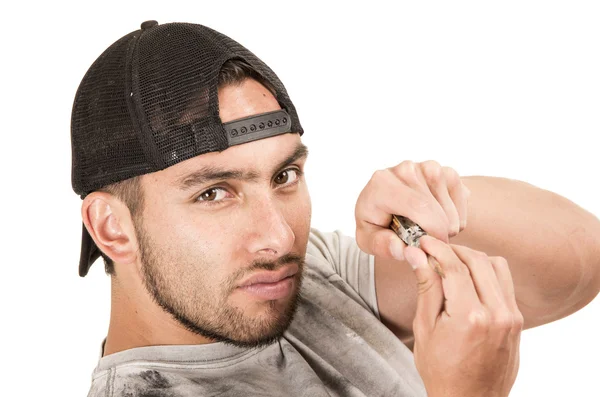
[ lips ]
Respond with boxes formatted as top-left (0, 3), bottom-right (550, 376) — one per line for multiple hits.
top-left (238, 263), bottom-right (299, 288)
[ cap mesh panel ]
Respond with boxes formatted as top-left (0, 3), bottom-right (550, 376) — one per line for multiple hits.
top-left (71, 31), bottom-right (152, 196)
top-left (72, 22), bottom-right (303, 195)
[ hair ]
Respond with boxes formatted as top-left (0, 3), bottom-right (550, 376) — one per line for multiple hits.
top-left (97, 58), bottom-right (275, 275)
top-left (217, 58), bottom-right (276, 95)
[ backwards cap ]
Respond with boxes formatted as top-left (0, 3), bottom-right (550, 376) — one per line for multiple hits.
top-left (71, 20), bottom-right (303, 276)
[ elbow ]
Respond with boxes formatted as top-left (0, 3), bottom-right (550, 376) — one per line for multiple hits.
top-left (574, 254), bottom-right (600, 307)
top-left (540, 226), bottom-right (600, 316)
top-left (565, 259), bottom-right (600, 315)
top-left (563, 224), bottom-right (600, 311)
top-left (530, 253), bottom-right (599, 327)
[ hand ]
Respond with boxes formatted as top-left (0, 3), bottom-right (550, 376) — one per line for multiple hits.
top-left (354, 160), bottom-right (470, 261)
top-left (405, 236), bottom-right (523, 397)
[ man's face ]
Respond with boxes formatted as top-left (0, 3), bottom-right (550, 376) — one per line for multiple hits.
top-left (133, 79), bottom-right (311, 347)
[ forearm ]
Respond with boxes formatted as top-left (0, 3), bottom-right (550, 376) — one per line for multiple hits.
top-left (450, 176), bottom-right (600, 327)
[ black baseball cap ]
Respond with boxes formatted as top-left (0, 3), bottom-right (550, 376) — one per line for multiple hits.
top-left (71, 21), bottom-right (304, 276)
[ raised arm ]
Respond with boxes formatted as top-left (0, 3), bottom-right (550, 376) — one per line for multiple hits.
top-left (354, 161), bottom-right (600, 347)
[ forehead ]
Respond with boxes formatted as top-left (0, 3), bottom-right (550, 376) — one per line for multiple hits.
top-left (145, 133), bottom-right (305, 189)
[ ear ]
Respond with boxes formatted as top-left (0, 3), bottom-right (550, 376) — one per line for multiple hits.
top-left (81, 192), bottom-right (138, 266)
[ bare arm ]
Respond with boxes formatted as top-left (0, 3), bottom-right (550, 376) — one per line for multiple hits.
top-left (375, 176), bottom-right (600, 346)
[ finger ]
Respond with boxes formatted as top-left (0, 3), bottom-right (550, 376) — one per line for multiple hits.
top-left (417, 162), bottom-right (461, 237)
top-left (387, 163), bottom-right (450, 242)
top-left (490, 255), bottom-right (523, 391)
top-left (418, 235), bottom-right (480, 314)
top-left (450, 245), bottom-right (506, 311)
top-left (355, 168), bottom-right (421, 228)
top-left (355, 222), bottom-right (407, 260)
top-left (443, 167), bottom-right (469, 232)
top-left (355, 169), bottom-right (448, 241)
top-left (404, 246), bottom-right (444, 330)
top-left (489, 256), bottom-right (522, 318)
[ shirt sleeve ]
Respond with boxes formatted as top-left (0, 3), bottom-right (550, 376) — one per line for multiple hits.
top-left (306, 228), bottom-right (380, 320)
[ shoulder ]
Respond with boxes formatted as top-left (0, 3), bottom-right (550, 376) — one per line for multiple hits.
top-left (306, 228), bottom-right (348, 259)
top-left (302, 228), bottom-right (379, 318)
top-left (305, 228), bottom-right (340, 276)
top-left (305, 227), bottom-right (363, 273)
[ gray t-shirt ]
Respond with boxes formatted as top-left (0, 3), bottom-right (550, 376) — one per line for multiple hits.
top-left (87, 229), bottom-right (427, 396)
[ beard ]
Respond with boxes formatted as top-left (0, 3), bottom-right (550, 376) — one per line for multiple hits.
top-left (133, 219), bottom-right (305, 348)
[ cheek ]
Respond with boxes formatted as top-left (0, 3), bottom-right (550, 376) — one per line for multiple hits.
top-left (141, 184), bottom-right (312, 270)
top-left (142, 204), bottom-right (242, 273)
top-left (288, 186), bottom-right (312, 248)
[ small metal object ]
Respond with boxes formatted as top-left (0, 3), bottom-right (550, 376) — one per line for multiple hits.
top-left (390, 215), bottom-right (427, 248)
top-left (389, 215), bottom-right (445, 278)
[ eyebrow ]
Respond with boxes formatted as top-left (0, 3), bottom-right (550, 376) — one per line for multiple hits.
top-left (175, 142), bottom-right (309, 190)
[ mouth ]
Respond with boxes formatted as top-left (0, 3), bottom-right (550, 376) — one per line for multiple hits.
top-left (236, 263), bottom-right (299, 300)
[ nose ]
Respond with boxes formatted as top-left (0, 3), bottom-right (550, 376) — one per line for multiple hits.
top-left (244, 195), bottom-right (295, 257)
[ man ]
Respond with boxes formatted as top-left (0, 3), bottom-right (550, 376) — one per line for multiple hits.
top-left (72, 21), bottom-right (600, 396)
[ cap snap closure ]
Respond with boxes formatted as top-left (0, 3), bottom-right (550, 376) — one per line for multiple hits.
top-left (141, 20), bottom-right (158, 30)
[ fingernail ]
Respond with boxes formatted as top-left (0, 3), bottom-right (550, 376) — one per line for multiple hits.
top-left (390, 239), bottom-right (405, 261)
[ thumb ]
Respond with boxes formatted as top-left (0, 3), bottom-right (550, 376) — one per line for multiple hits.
top-left (404, 246), bottom-right (445, 329)
top-left (356, 226), bottom-right (407, 260)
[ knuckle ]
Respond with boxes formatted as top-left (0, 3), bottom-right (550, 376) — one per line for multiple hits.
top-left (442, 166), bottom-right (460, 183)
top-left (416, 278), bottom-right (436, 295)
top-left (398, 160), bottom-right (415, 173)
top-left (513, 311), bottom-right (525, 332)
top-left (492, 309), bottom-right (515, 330)
top-left (467, 308), bottom-right (490, 329)
top-left (422, 159), bottom-right (442, 170)
top-left (395, 161), bottom-right (418, 183)
top-left (371, 168), bottom-right (386, 181)
top-left (491, 256), bottom-right (509, 269)
top-left (470, 249), bottom-right (489, 263)
top-left (421, 161), bottom-right (443, 185)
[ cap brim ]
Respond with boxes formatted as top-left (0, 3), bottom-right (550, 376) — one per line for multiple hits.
top-left (79, 223), bottom-right (101, 277)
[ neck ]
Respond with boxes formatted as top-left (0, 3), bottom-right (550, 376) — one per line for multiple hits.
top-left (103, 274), bottom-right (214, 357)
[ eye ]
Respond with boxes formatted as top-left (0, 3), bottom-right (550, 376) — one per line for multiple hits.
top-left (196, 187), bottom-right (230, 204)
top-left (274, 168), bottom-right (302, 186)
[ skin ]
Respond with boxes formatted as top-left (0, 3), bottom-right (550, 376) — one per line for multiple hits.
top-left (354, 162), bottom-right (599, 395)
top-left (82, 79), bottom-right (312, 355)
top-left (81, 77), bottom-right (600, 395)
top-left (355, 163), bottom-right (600, 350)
top-left (406, 238), bottom-right (522, 397)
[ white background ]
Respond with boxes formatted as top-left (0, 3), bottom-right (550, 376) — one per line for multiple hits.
top-left (1, 1), bottom-right (599, 396)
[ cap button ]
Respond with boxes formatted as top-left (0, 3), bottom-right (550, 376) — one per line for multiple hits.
top-left (140, 20), bottom-right (158, 30)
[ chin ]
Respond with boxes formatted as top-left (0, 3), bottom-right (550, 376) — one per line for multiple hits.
top-left (216, 299), bottom-right (300, 348)
top-left (222, 281), bottom-right (302, 347)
